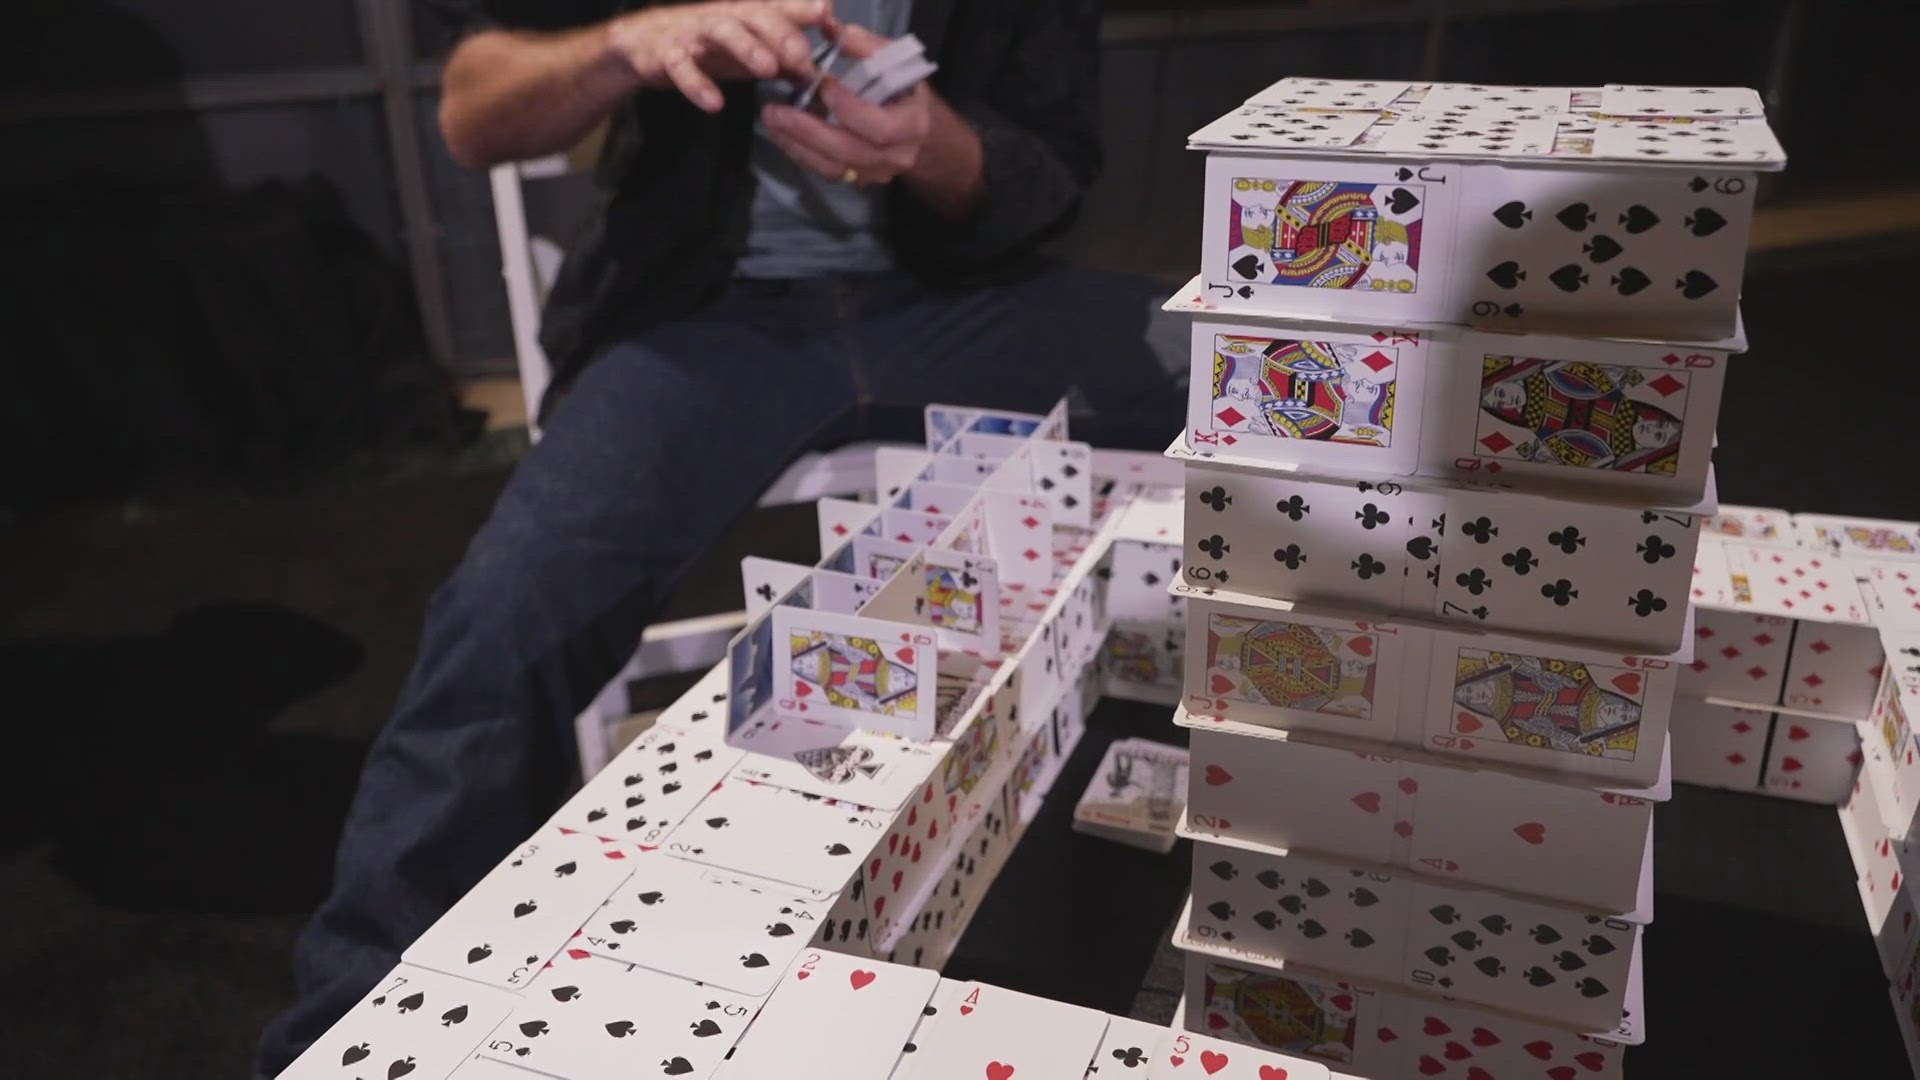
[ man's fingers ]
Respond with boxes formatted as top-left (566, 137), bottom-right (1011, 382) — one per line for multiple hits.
top-left (761, 0), bottom-right (834, 26)
top-left (765, 104), bottom-right (885, 173)
top-left (701, 19), bottom-right (778, 79)
top-left (818, 79), bottom-right (912, 144)
top-left (826, 20), bottom-right (889, 60)
top-left (735, 7), bottom-right (817, 78)
top-left (663, 47), bottom-right (725, 112)
top-left (762, 122), bottom-right (849, 182)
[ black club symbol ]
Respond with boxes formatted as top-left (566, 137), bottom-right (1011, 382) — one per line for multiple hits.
top-left (1637, 534), bottom-right (1676, 563)
top-left (1199, 486), bottom-right (1233, 512)
top-left (1639, 511), bottom-right (1660, 524)
top-left (1456, 568), bottom-right (1494, 595)
top-left (1548, 526), bottom-right (1586, 554)
top-left (1540, 578), bottom-right (1580, 606)
top-left (1275, 495), bottom-right (1311, 521)
top-left (1501, 547), bottom-right (1539, 575)
top-left (1462, 516), bottom-right (1499, 543)
top-left (1274, 544), bottom-right (1307, 569)
top-left (754, 583), bottom-right (776, 601)
top-left (1197, 535), bottom-right (1230, 560)
top-left (1355, 502), bottom-right (1391, 529)
top-left (1628, 589), bottom-right (1668, 617)
top-left (1352, 553), bottom-right (1387, 580)
top-left (1112, 1046), bottom-right (1147, 1068)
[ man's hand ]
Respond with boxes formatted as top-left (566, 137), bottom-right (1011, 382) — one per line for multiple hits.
top-left (759, 24), bottom-right (985, 218)
top-left (607, 0), bottom-right (834, 113)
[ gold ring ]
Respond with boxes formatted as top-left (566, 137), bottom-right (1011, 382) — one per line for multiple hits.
top-left (841, 166), bottom-right (860, 185)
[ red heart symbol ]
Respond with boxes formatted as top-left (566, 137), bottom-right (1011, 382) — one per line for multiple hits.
top-left (908, 807), bottom-right (918, 826)
top-left (1454, 712), bottom-right (1484, 734)
top-left (1398, 777), bottom-right (1419, 795)
top-left (1525, 1041), bottom-right (1554, 1060)
top-left (888, 835), bottom-right (899, 854)
top-left (1258, 1068), bottom-right (1288, 1080)
top-left (1352, 792), bottom-right (1382, 813)
top-left (1610, 672), bottom-right (1642, 695)
top-left (1471, 1027), bottom-right (1499, 1047)
top-left (891, 870), bottom-right (904, 892)
top-left (1444, 1041), bottom-right (1471, 1061)
top-left (795, 682), bottom-right (813, 698)
top-left (1469, 1069), bottom-right (1496, 1080)
top-left (1210, 674), bottom-right (1236, 694)
top-left (1393, 820), bottom-right (1413, 838)
top-left (1513, 822), bottom-right (1547, 845)
top-left (1423, 1017), bottom-right (1451, 1036)
top-left (1200, 1050), bottom-right (1230, 1075)
top-left (928, 820), bottom-right (939, 839)
top-left (1205, 765), bottom-right (1234, 786)
top-left (849, 969), bottom-right (876, 990)
top-left (1575, 1051), bottom-right (1606, 1070)
top-left (1331, 994), bottom-right (1353, 1012)
top-left (959, 1004), bottom-right (974, 1016)
top-left (869, 858), bottom-right (882, 880)
top-left (1207, 1012), bottom-right (1228, 1030)
top-left (1418, 1056), bottom-right (1445, 1076)
top-left (874, 896), bottom-right (886, 917)
top-left (1169, 1057), bottom-right (1184, 1068)
top-left (1548, 1069), bottom-right (1576, 1080)
top-left (1347, 637), bottom-right (1373, 656)
top-left (1376, 1027), bottom-right (1398, 1043)
top-left (1782, 757), bottom-right (1804, 772)
top-left (986, 1063), bottom-right (1014, 1080)
top-left (1788, 724), bottom-right (1810, 741)
top-left (897, 647), bottom-right (916, 665)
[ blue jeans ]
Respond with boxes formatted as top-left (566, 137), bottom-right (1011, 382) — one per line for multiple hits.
top-left (257, 265), bottom-right (1181, 1075)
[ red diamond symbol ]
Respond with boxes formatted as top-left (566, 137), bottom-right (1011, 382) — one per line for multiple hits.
top-left (832, 524), bottom-right (849, 535)
top-left (1803, 674), bottom-right (1824, 687)
top-left (1215, 406), bottom-right (1246, 427)
top-left (1022, 548), bottom-right (1040, 561)
top-left (1021, 516), bottom-right (1039, 529)
top-left (1747, 666), bottom-right (1768, 680)
top-left (1648, 373), bottom-right (1685, 397)
top-left (1479, 432), bottom-right (1514, 454)
top-left (1372, 331), bottom-right (1389, 342)
top-left (1755, 634), bottom-right (1774, 645)
top-left (1661, 352), bottom-right (1682, 365)
top-left (1811, 640), bottom-right (1831, 653)
top-left (1732, 721), bottom-right (1752, 733)
top-left (1360, 350), bottom-right (1394, 373)
top-left (1698, 627), bottom-right (1716, 639)
top-left (1721, 646), bottom-right (1741, 659)
top-left (1689, 659), bottom-right (1708, 672)
top-left (1728, 753), bottom-right (1747, 764)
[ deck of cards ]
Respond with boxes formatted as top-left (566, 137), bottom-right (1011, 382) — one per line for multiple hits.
top-left (792, 32), bottom-right (937, 112)
top-left (1073, 738), bottom-right (1190, 853)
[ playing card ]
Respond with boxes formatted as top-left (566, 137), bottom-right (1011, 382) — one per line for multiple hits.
top-left (550, 723), bottom-right (745, 847)
top-left (880, 506), bottom-right (953, 546)
top-left (1423, 627), bottom-right (1676, 785)
top-left (741, 557), bottom-right (812, 621)
top-left (1107, 540), bottom-right (1184, 624)
top-left (1798, 513), bottom-right (1920, 560)
top-left (1154, 1029), bottom-right (1332, 1079)
top-left (1701, 504), bottom-right (1801, 545)
top-left (1401, 880), bottom-right (1637, 1030)
top-left (729, 712), bottom-right (944, 811)
top-left (1860, 559), bottom-right (1920, 632)
top-left (1449, 163), bottom-right (1754, 340)
top-left (1598, 83), bottom-right (1765, 118)
top-left (1202, 155), bottom-right (1460, 322)
top-left (1780, 620), bottom-right (1884, 718)
top-left (573, 854), bottom-right (826, 994)
top-left (1184, 955), bottom-right (1371, 1071)
top-left (1188, 106), bottom-right (1383, 152)
top-left (1181, 716), bottom-right (1405, 865)
top-left (403, 828), bottom-right (636, 989)
top-left (1724, 541), bottom-right (1872, 624)
top-left (1185, 321), bottom-right (1434, 477)
top-left (479, 948), bottom-right (759, 1080)
top-left (1443, 331), bottom-right (1723, 497)
top-left (1374, 111), bottom-right (1557, 157)
top-left (1761, 713), bottom-right (1862, 803)
top-left (1189, 840), bottom-right (1410, 985)
top-left (661, 778), bottom-right (888, 892)
top-left (1028, 439), bottom-right (1095, 530)
top-left (718, 953), bottom-right (940, 1080)
top-left (1591, 115), bottom-right (1784, 164)
top-left (818, 497), bottom-right (882, 557)
top-left (1433, 486), bottom-right (1695, 652)
top-left (1084, 1014), bottom-right (1168, 1076)
top-left (1415, 83), bottom-right (1573, 116)
top-left (1680, 608), bottom-right (1794, 704)
top-left (1073, 737), bottom-right (1188, 847)
top-left (894, 981), bottom-right (1111, 1080)
top-left (1103, 622), bottom-right (1186, 705)
top-left (1246, 77), bottom-right (1412, 112)
top-left (276, 963), bottom-right (517, 1080)
top-left (1377, 989), bottom-right (1627, 1078)
top-left (771, 606), bottom-right (937, 739)
top-left (1184, 589), bottom-right (1412, 744)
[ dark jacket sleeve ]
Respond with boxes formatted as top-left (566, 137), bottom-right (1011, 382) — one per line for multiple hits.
top-left (892, 0), bottom-right (1102, 273)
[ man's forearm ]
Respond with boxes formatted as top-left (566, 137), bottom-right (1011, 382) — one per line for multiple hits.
top-left (901, 94), bottom-right (986, 221)
top-left (439, 24), bottom-right (640, 170)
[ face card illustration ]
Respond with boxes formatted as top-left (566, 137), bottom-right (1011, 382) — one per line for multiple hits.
top-left (1187, 322), bottom-right (1432, 477)
top-left (1186, 600), bottom-right (1406, 743)
top-left (1680, 608), bottom-right (1793, 704)
top-left (1190, 845), bottom-right (1410, 985)
top-left (1798, 513), bottom-right (1920, 560)
top-left (550, 723), bottom-right (744, 847)
top-left (1702, 504), bottom-right (1800, 545)
top-left (719, 953), bottom-right (939, 1080)
top-left (1425, 630), bottom-right (1675, 785)
top-left (478, 948), bottom-right (759, 1080)
top-left (1156, 1029), bottom-right (1333, 1080)
top-left (771, 607), bottom-right (936, 740)
top-left (1452, 164), bottom-right (1753, 339)
top-left (660, 779), bottom-right (889, 893)
top-left (276, 963), bottom-right (517, 1080)
top-left (896, 981), bottom-right (1111, 1080)
top-left (1445, 333), bottom-right (1722, 497)
top-left (728, 713), bottom-right (944, 811)
top-left (1203, 156), bottom-right (1461, 324)
top-left (402, 829), bottom-right (636, 989)
top-left (1186, 957), bottom-right (1368, 1069)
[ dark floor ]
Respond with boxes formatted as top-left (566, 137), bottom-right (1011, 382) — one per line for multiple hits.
top-left (3, 242), bottom-right (1918, 1079)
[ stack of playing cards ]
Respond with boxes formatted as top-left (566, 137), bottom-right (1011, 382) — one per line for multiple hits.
top-left (792, 33), bottom-right (937, 112)
top-left (1072, 737), bottom-right (1189, 853)
top-left (1157, 76), bottom-right (1785, 1072)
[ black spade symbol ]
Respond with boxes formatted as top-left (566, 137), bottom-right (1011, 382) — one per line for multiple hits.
top-left (690, 1019), bottom-right (723, 1038)
top-left (1451, 930), bottom-right (1483, 950)
top-left (1253, 910), bottom-right (1280, 931)
top-left (1678, 269), bottom-right (1719, 299)
top-left (624, 795), bottom-right (644, 808)
top-left (440, 1005), bottom-right (469, 1026)
top-left (466, 945), bottom-right (492, 964)
top-left (343, 1044), bottom-right (371, 1067)
top-left (1524, 966), bottom-right (1557, 986)
top-left (1687, 207), bottom-right (1727, 236)
top-left (1583, 935), bottom-right (1618, 955)
top-left (1611, 267), bottom-right (1651, 295)
top-left (1300, 920), bottom-right (1328, 939)
top-left (1576, 977), bottom-right (1610, 998)
top-left (1531, 925), bottom-right (1562, 945)
top-left (705, 817), bottom-right (729, 829)
top-left (1396, 167), bottom-right (1415, 180)
top-left (623, 773), bottom-right (643, 787)
top-left (1620, 205), bottom-right (1660, 233)
top-left (1232, 254), bottom-right (1264, 280)
top-left (1255, 869), bottom-right (1283, 889)
top-left (1493, 200), bottom-right (1531, 229)
top-left (1479, 915), bottom-right (1511, 935)
top-left (1486, 261), bottom-right (1525, 289)
top-left (1278, 895), bottom-right (1306, 914)
top-left (1349, 888), bottom-right (1379, 907)
top-left (1555, 202), bottom-right (1595, 231)
top-left (1207, 900), bottom-right (1235, 921)
top-left (1209, 860), bottom-right (1238, 881)
top-left (553, 861), bottom-right (576, 877)
top-left (1548, 264), bottom-right (1589, 292)
top-left (1554, 950), bottom-right (1588, 971)
top-left (825, 843), bottom-right (852, 856)
top-left (389, 1059), bottom-right (416, 1080)
top-left (513, 900), bottom-right (538, 918)
top-left (1303, 878), bottom-right (1331, 898)
top-left (586, 808), bottom-right (608, 822)
top-left (1425, 945), bottom-right (1455, 966)
top-left (1386, 188), bottom-right (1420, 214)
top-left (661, 781), bottom-right (682, 796)
top-left (1689, 176), bottom-right (1711, 192)
top-left (741, 952), bottom-right (770, 968)
top-left (1583, 235), bottom-right (1624, 263)
top-left (1346, 929), bottom-right (1375, 948)
top-left (396, 992), bottom-right (424, 1013)
top-left (519, 1020), bottom-right (550, 1038)
top-left (637, 891), bottom-right (665, 905)
top-left (1474, 957), bottom-right (1507, 977)
top-left (1429, 904), bottom-right (1460, 924)
top-left (551, 985), bottom-right (583, 1002)
top-left (663, 1056), bottom-right (697, 1076)
top-left (766, 922), bottom-right (794, 937)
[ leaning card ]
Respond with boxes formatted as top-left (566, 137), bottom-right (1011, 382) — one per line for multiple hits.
top-left (660, 778), bottom-right (888, 893)
top-left (897, 982), bottom-right (1111, 1080)
top-left (277, 964), bottom-right (516, 1080)
top-left (403, 828), bottom-right (635, 989)
top-left (771, 606), bottom-right (938, 740)
top-left (729, 713), bottom-right (944, 811)
top-left (717, 952), bottom-right (939, 1080)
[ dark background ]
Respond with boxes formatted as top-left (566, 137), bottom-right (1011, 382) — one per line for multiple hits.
top-left (3, 1), bottom-right (1917, 1078)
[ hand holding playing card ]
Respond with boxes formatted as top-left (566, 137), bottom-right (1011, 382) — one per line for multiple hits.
top-left (762, 24), bottom-right (935, 187)
top-left (608, 0), bottom-right (832, 113)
